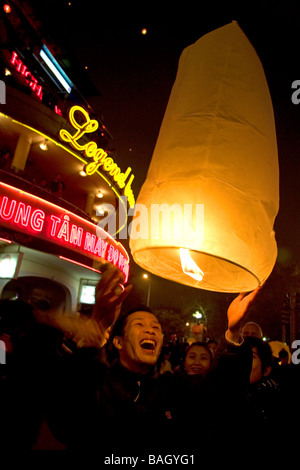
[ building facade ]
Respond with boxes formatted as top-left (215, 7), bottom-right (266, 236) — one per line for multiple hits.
top-left (0, 0), bottom-right (133, 315)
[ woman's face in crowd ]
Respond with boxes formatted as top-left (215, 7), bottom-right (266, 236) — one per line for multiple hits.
top-left (184, 345), bottom-right (211, 376)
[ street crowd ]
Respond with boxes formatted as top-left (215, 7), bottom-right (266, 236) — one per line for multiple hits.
top-left (0, 265), bottom-right (299, 460)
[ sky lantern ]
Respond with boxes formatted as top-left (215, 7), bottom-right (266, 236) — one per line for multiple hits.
top-left (129, 21), bottom-right (279, 293)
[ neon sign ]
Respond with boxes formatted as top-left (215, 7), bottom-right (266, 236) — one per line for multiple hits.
top-left (0, 182), bottom-right (129, 281)
top-left (39, 46), bottom-right (73, 94)
top-left (10, 51), bottom-right (43, 100)
top-left (59, 106), bottom-right (135, 207)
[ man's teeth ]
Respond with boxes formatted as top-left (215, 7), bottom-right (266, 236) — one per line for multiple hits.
top-left (140, 339), bottom-right (156, 350)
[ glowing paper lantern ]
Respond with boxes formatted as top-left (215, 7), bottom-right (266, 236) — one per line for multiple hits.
top-left (129, 22), bottom-right (279, 293)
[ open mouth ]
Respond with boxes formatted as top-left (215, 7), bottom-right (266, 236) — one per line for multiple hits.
top-left (190, 367), bottom-right (203, 373)
top-left (140, 339), bottom-right (156, 351)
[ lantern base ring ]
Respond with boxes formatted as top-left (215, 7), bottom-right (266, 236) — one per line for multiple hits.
top-left (133, 246), bottom-right (263, 293)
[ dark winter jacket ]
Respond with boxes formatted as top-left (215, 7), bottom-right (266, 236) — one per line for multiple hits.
top-left (46, 338), bottom-right (253, 454)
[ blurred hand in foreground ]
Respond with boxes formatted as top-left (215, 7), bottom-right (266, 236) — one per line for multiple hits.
top-left (44, 264), bottom-right (132, 349)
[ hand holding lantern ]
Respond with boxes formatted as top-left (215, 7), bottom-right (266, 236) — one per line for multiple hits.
top-left (226, 286), bottom-right (262, 344)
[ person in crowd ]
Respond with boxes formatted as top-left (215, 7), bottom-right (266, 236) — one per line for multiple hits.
top-left (206, 339), bottom-right (219, 358)
top-left (246, 336), bottom-right (273, 384)
top-left (0, 146), bottom-right (12, 170)
top-left (269, 345), bottom-right (300, 443)
top-left (183, 341), bottom-right (213, 376)
top-left (50, 173), bottom-right (66, 197)
top-left (242, 336), bottom-right (284, 444)
top-left (0, 298), bottom-right (76, 451)
top-left (43, 268), bottom-right (260, 455)
top-left (158, 346), bottom-right (173, 375)
top-left (40, 177), bottom-right (50, 192)
top-left (0, 299), bottom-right (44, 449)
top-left (278, 348), bottom-right (290, 366)
top-left (241, 320), bottom-right (263, 339)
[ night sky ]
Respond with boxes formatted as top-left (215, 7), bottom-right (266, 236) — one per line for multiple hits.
top-left (26, 1), bottom-right (300, 334)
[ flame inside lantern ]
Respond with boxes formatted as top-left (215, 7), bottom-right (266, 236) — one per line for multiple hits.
top-left (180, 248), bottom-right (204, 282)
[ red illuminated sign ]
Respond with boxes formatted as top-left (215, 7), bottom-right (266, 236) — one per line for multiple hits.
top-left (54, 105), bottom-right (62, 116)
top-left (10, 51), bottom-right (43, 100)
top-left (0, 182), bottom-right (129, 281)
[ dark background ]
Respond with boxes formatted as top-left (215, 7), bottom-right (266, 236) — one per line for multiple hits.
top-left (24, 0), bottom-right (300, 341)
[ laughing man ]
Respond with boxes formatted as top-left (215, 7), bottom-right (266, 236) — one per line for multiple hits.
top-left (45, 266), bottom-right (260, 455)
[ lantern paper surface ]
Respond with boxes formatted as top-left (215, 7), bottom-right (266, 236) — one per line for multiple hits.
top-left (129, 22), bottom-right (279, 293)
